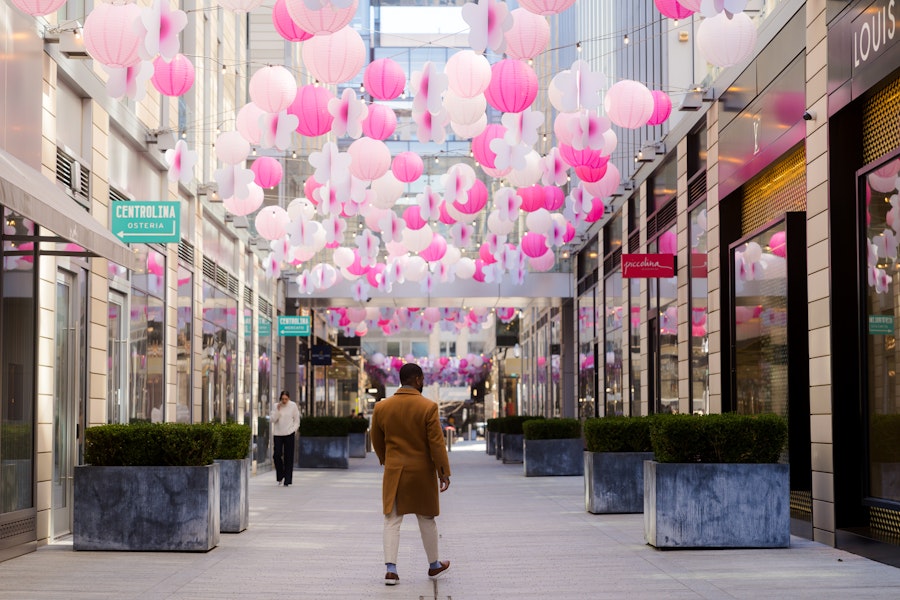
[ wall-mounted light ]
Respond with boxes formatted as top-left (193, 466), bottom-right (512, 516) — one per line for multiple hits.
top-left (197, 183), bottom-right (220, 203)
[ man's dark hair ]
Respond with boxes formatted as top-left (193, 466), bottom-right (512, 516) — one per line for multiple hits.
top-left (399, 363), bottom-right (423, 385)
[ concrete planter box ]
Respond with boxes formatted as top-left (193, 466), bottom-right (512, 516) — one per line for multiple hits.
top-left (487, 431), bottom-right (497, 455)
top-left (74, 464), bottom-right (220, 551)
top-left (524, 439), bottom-right (584, 476)
top-left (501, 434), bottom-right (524, 464)
top-left (216, 459), bottom-right (249, 533)
top-left (644, 461), bottom-right (790, 548)
top-left (298, 436), bottom-right (349, 469)
top-left (584, 451), bottom-right (654, 514)
top-left (349, 433), bottom-right (367, 458)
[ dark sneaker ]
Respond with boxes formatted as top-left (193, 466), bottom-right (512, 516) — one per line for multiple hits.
top-left (428, 561), bottom-right (450, 578)
top-left (384, 572), bottom-right (399, 586)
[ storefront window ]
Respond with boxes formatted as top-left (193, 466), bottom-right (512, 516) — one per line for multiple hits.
top-left (630, 278), bottom-right (641, 415)
top-left (864, 157), bottom-right (900, 502)
top-left (605, 273), bottom-right (624, 416)
top-left (130, 248), bottom-right (165, 422)
top-left (1, 212), bottom-right (35, 512)
top-left (690, 204), bottom-right (710, 414)
top-left (578, 291), bottom-right (596, 418)
top-left (176, 265), bottom-right (192, 423)
top-left (201, 283), bottom-right (237, 422)
top-left (653, 228), bottom-right (678, 413)
top-left (732, 222), bottom-right (788, 417)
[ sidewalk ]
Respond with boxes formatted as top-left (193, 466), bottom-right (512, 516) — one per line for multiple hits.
top-left (2, 440), bottom-right (900, 599)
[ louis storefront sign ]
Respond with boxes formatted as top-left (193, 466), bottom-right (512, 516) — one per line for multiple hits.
top-left (622, 254), bottom-right (676, 278)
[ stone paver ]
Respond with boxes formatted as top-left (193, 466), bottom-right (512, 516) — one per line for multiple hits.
top-left (2, 440), bottom-right (900, 599)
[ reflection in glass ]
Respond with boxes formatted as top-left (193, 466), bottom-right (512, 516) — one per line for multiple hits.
top-left (201, 281), bottom-right (238, 422)
top-left (130, 248), bottom-right (165, 422)
top-left (578, 292), bottom-right (596, 418)
top-left (176, 266), bottom-right (192, 423)
top-left (653, 228), bottom-right (679, 413)
top-left (630, 278), bottom-right (641, 416)
top-left (257, 318), bottom-right (272, 462)
top-left (690, 204), bottom-right (710, 414)
top-left (864, 158), bottom-right (900, 501)
top-left (733, 222), bottom-right (788, 418)
top-left (605, 273), bottom-right (624, 415)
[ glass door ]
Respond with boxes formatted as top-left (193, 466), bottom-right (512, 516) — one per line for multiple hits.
top-left (107, 292), bottom-right (128, 424)
top-left (52, 269), bottom-right (84, 538)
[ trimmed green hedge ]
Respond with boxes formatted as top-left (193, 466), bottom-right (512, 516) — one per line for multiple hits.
top-left (584, 416), bottom-right (653, 453)
top-left (214, 423), bottom-right (252, 460)
top-left (650, 413), bottom-right (787, 463)
top-left (346, 417), bottom-right (369, 434)
top-left (84, 423), bottom-right (222, 466)
top-left (871, 414), bottom-right (900, 462)
top-left (299, 416), bottom-right (351, 437)
top-left (523, 418), bottom-right (581, 440)
top-left (486, 418), bottom-right (501, 433)
top-left (494, 415), bottom-right (544, 435)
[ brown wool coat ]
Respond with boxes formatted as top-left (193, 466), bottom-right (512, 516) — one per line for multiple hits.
top-left (371, 388), bottom-right (451, 517)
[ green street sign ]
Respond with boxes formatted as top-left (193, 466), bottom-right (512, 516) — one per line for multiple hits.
top-left (111, 201), bottom-right (180, 243)
top-left (278, 315), bottom-right (310, 337)
top-left (869, 315), bottom-right (895, 335)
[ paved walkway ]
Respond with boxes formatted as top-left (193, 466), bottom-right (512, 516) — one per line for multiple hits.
top-left (3, 441), bottom-right (900, 599)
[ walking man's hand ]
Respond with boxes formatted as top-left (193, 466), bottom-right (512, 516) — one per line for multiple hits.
top-left (439, 476), bottom-right (450, 492)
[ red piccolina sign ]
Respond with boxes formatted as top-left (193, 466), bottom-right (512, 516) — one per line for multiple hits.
top-left (622, 254), bottom-right (676, 278)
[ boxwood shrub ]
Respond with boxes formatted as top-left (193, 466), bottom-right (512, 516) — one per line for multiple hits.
top-left (486, 418), bottom-right (500, 433)
top-left (871, 414), bottom-right (900, 462)
top-left (84, 423), bottom-right (222, 466)
top-left (523, 418), bottom-right (581, 440)
top-left (299, 416), bottom-right (351, 437)
top-left (650, 413), bottom-right (787, 464)
top-left (214, 423), bottom-right (252, 460)
top-left (346, 417), bottom-right (370, 434)
top-left (584, 416), bottom-right (653, 453)
top-left (495, 415), bottom-right (544, 435)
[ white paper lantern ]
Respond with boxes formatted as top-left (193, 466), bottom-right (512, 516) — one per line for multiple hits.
top-left (404, 256), bottom-right (428, 281)
top-left (302, 26), bottom-right (366, 84)
top-left (487, 210), bottom-right (516, 235)
top-left (249, 66), bottom-right (297, 114)
top-left (254, 206), bottom-right (290, 241)
top-left (506, 151), bottom-right (542, 187)
top-left (604, 80), bottom-right (654, 129)
top-left (348, 138), bottom-right (392, 182)
top-left (333, 246), bottom-right (354, 268)
top-left (288, 197), bottom-right (316, 221)
top-left (223, 183), bottom-right (264, 216)
top-left (215, 131), bottom-right (251, 165)
top-left (505, 8), bottom-right (550, 60)
top-left (451, 114), bottom-right (488, 140)
top-left (444, 91), bottom-right (487, 126)
top-left (526, 208), bottom-right (553, 234)
top-left (401, 224), bottom-right (434, 253)
top-left (445, 50), bottom-right (492, 98)
top-left (455, 257), bottom-right (476, 279)
top-left (370, 172), bottom-right (404, 208)
top-left (236, 103), bottom-right (264, 145)
top-left (696, 12), bottom-right (758, 68)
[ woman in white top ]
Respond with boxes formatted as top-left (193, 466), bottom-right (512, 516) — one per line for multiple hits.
top-left (270, 390), bottom-right (300, 486)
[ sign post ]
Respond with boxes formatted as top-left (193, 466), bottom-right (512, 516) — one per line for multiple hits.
top-left (111, 201), bottom-right (181, 244)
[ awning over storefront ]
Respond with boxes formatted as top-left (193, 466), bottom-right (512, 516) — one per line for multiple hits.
top-left (0, 147), bottom-right (142, 271)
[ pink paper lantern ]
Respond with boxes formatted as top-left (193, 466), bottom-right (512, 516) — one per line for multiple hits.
top-left (249, 65), bottom-right (297, 114)
top-left (583, 163), bottom-right (620, 199)
top-left (479, 243), bottom-right (497, 265)
top-left (151, 54), bottom-right (195, 97)
top-left (288, 85), bottom-right (335, 137)
top-left (559, 145), bottom-right (607, 169)
top-left (272, 0), bottom-right (312, 42)
top-left (83, 2), bottom-right (144, 68)
top-left (604, 80), bottom-right (655, 129)
top-left (10, 0), bottom-right (66, 17)
top-left (223, 183), bottom-right (264, 217)
top-left (251, 157), bottom-right (283, 189)
top-left (304, 177), bottom-right (323, 204)
top-left (769, 231), bottom-right (787, 258)
top-left (505, 9), bottom-right (550, 60)
top-left (529, 248), bottom-right (556, 272)
top-left (254, 206), bottom-right (290, 241)
top-left (658, 230), bottom-right (677, 255)
top-left (647, 90), bottom-right (673, 126)
top-left (364, 58), bottom-right (406, 101)
top-left (403, 206), bottom-right (428, 230)
top-left (520, 232), bottom-right (548, 258)
top-left (391, 152), bottom-right (424, 183)
top-left (575, 163), bottom-right (608, 183)
top-left (362, 104), bottom-right (398, 141)
top-left (553, 112), bottom-right (579, 147)
top-left (348, 138), bottom-right (391, 182)
top-left (485, 59), bottom-right (538, 114)
top-left (518, 0), bottom-right (576, 15)
top-left (654, 0), bottom-right (694, 19)
top-left (445, 50), bottom-right (492, 98)
top-left (419, 234), bottom-right (448, 262)
top-left (585, 198), bottom-right (605, 223)
top-left (696, 12), bottom-right (757, 68)
top-left (471, 124), bottom-right (506, 170)
top-left (236, 103), bottom-right (265, 145)
top-left (286, 0), bottom-right (358, 35)
top-left (543, 186), bottom-right (565, 211)
top-left (517, 186), bottom-right (544, 212)
top-left (302, 27), bottom-right (366, 85)
top-left (454, 180), bottom-right (488, 215)
top-left (438, 202), bottom-right (457, 225)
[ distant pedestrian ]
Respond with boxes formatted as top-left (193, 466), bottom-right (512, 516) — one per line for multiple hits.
top-left (371, 363), bottom-right (451, 586)
top-left (270, 390), bottom-right (300, 487)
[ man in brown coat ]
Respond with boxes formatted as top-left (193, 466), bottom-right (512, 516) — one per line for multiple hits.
top-left (371, 363), bottom-right (451, 586)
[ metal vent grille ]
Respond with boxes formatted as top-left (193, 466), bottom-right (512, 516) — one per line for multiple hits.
top-left (741, 144), bottom-right (807, 235)
top-left (648, 199), bottom-right (677, 240)
top-left (603, 247), bottom-right (622, 274)
top-left (688, 171), bottom-right (707, 205)
top-left (243, 285), bottom-right (254, 306)
top-left (178, 241), bottom-right (194, 265)
top-left (863, 77), bottom-right (900, 164)
top-left (215, 265), bottom-right (229, 289)
top-left (227, 273), bottom-right (239, 296)
top-left (789, 490), bottom-right (812, 521)
top-left (56, 148), bottom-right (90, 208)
top-left (869, 506), bottom-right (900, 544)
top-left (0, 515), bottom-right (35, 540)
top-left (109, 187), bottom-right (129, 203)
top-left (259, 298), bottom-right (273, 319)
top-left (629, 231), bottom-right (640, 253)
top-left (576, 270), bottom-right (598, 296)
top-left (202, 256), bottom-right (216, 281)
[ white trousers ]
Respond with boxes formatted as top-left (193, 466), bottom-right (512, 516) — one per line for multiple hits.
top-left (383, 501), bottom-right (439, 564)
